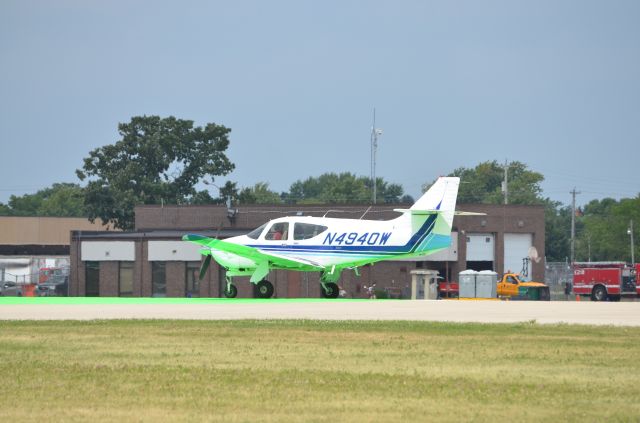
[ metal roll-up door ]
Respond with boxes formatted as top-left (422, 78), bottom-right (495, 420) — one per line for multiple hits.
top-left (504, 233), bottom-right (533, 276)
top-left (466, 233), bottom-right (495, 271)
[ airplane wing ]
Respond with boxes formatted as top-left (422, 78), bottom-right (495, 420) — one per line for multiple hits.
top-left (256, 249), bottom-right (324, 269)
top-left (182, 234), bottom-right (324, 270)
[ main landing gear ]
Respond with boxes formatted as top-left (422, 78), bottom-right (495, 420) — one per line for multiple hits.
top-left (321, 282), bottom-right (340, 299)
top-left (255, 280), bottom-right (274, 299)
top-left (320, 266), bottom-right (342, 299)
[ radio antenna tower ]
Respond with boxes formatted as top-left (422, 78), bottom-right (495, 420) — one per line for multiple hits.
top-left (370, 108), bottom-right (383, 204)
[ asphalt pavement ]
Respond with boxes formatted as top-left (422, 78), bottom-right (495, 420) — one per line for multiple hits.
top-left (1, 299), bottom-right (640, 326)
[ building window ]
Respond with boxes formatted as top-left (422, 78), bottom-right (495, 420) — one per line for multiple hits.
top-left (186, 262), bottom-right (200, 298)
top-left (119, 262), bottom-right (134, 297)
top-left (85, 261), bottom-right (100, 297)
top-left (151, 262), bottom-right (166, 297)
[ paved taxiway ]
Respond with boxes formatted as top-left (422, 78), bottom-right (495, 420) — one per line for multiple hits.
top-left (1, 300), bottom-right (640, 326)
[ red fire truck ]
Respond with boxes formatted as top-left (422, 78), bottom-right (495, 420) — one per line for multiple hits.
top-left (573, 262), bottom-right (640, 301)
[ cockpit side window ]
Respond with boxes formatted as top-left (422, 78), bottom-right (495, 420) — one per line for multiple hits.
top-left (294, 223), bottom-right (328, 240)
top-left (246, 223), bottom-right (267, 240)
top-left (265, 222), bottom-right (289, 241)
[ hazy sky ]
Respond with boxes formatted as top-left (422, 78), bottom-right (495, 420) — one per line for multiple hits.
top-left (1, 0), bottom-right (638, 207)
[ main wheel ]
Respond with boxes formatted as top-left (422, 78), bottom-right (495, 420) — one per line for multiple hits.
top-left (591, 285), bottom-right (608, 302)
top-left (224, 284), bottom-right (238, 298)
top-left (322, 282), bottom-right (340, 299)
top-left (256, 280), bottom-right (274, 299)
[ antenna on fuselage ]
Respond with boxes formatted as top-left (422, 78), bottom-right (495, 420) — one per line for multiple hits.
top-left (322, 210), bottom-right (341, 218)
top-left (359, 205), bottom-right (372, 220)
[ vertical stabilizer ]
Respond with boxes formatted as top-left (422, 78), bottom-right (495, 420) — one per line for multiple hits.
top-left (411, 177), bottom-right (460, 212)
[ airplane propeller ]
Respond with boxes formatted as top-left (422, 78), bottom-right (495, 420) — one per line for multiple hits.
top-left (199, 254), bottom-right (212, 280)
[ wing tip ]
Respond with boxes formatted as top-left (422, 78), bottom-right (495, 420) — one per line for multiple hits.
top-left (183, 234), bottom-right (209, 242)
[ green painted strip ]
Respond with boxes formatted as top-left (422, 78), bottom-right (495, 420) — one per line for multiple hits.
top-left (0, 297), bottom-right (371, 305)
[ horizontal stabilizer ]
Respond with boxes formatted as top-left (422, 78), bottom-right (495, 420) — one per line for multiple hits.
top-left (393, 208), bottom-right (438, 215)
top-left (393, 209), bottom-right (486, 216)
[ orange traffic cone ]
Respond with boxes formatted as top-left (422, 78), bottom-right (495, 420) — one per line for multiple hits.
top-left (575, 295), bottom-right (580, 302)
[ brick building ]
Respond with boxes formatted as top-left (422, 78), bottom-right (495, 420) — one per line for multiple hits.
top-left (69, 203), bottom-right (544, 298)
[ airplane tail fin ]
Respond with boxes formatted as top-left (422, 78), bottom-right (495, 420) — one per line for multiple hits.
top-left (410, 176), bottom-right (460, 230)
top-left (411, 177), bottom-right (460, 211)
top-left (393, 177), bottom-right (460, 255)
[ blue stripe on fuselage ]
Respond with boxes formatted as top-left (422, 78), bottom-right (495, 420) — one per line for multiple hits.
top-left (248, 214), bottom-right (438, 255)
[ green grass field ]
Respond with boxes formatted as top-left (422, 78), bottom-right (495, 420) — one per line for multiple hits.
top-left (1, 320), bottom-right (639, 422)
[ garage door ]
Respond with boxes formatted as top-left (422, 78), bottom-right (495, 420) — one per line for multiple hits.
top-left (466, 233), bottom-right (495, 261)
top-left (504, 233), bottom-right (533, 277)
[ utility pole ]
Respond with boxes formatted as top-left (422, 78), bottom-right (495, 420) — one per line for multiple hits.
top-left (629, 220), bottom-right (635, 266)
top-left (502, 160), bottom-right (509, 205)
top-left (570, 188), bottom-right (580, 264)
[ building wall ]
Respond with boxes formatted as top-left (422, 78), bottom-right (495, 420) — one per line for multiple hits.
top-left (0, 217), bottom-right (113, 246)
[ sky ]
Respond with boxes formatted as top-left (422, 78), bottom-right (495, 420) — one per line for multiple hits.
top-left (1, 0), bottom-right (639, 207)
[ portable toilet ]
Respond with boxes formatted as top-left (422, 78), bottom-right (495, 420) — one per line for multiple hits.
top-left (476, 270), bottom-right (498, 298)
top-left (410, 270), bottom-right (440, 299)
top-left (459, 270), bottom-right (478, 298)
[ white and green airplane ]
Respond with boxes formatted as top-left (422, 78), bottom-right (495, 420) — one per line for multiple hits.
top-left (183, 176), bottom-right (464, 298)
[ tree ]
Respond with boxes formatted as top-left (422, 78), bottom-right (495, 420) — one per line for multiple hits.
top-left (237, 182), bottom-right (281, 205)
top-left (575, 196), bottom-right (640, 262)
top-left (425, 161), bottom-right (545, 205)
top-left (286, 172), bottom-right (405, 204)
top-left (544, 200), bottom-right (572, 262)
top-left (77, 116), bottom-right (234, 230)
top-left (423, 161), bottom-right (577, 260)
top-left (369, 178), bottom-right (405, 204)
top-left (0, 183), bottom-right (86, 217)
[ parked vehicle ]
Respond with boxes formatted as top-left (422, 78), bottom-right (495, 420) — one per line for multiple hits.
top-left (39, 267), bottom-right (67, 284)
top-left (573, 262), bottom-right (639, 301)
top-left (0, 282), bottom-right (24, 296)
top-left (35, 279), bottom-right (68, 297)
top-left (497, 272), bottom-right (550, 301)
top-left (435, 273), bottom-right (550, 301)
top-left (438, 281), bottom-right (459, 298)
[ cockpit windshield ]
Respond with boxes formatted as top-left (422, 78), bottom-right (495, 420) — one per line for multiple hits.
top-left (246, 223), bottom-right (267, 240)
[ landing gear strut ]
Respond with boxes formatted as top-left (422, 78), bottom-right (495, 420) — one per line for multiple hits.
top-left (255, 280), bottom-right (274, 299)
top-left (320, 267), bottom-right (342, 299)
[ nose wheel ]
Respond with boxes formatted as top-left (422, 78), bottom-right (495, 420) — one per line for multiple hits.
top-left (223, 283), bottom-right (238, 298)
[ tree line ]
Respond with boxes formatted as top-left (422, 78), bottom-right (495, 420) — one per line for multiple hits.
top-left (1, 116), bottom-right (637, 263)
